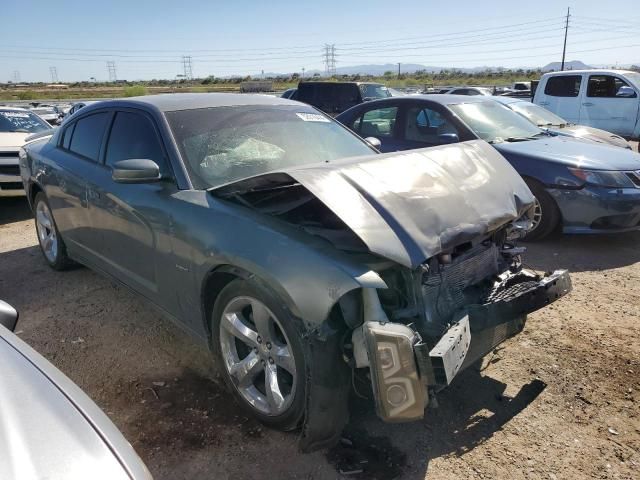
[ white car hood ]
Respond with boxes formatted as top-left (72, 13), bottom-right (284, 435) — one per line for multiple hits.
top-left (0, 132), bottom-right (30, 149)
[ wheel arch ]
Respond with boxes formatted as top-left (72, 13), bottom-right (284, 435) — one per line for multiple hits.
top-left (199, 262), bottom-right (386, 343)
top-left (28, 181), bottom-right (43, 210)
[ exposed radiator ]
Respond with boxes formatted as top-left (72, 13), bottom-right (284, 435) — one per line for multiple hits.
top-left (421, 244), bottom-right (499, 327)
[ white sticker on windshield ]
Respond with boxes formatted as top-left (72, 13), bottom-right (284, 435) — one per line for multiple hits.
top-left (296, 112), bottom-right (330, 123)
top-left (1, 112), bottom-right (30, 118)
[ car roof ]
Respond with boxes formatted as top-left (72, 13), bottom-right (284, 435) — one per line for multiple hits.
top-left (541, 69), bottom-right (636, 76)
top-left (0, 106), bottom-right (28, 111)
top-left (492, 96), bottom-right (525, 105)
top-left (358, 94), bottom-right (496, 106)
top-left (298, 81), bottom-right (382, 86)
top-left (89, 93), bottom-right (298, 113)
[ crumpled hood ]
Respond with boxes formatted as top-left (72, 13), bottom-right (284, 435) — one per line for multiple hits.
top-left (213, 140), bottom-right (534, 268)
top-left (554, 125), bottom-right (631, 149)
top-left (495, 135), bottom-right (640, 170)
top-left (0, 132), bottom-right (29, 149)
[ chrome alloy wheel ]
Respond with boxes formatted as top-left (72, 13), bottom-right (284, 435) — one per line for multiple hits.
top-left (35, 200), bottom-right (58, 263)
top-left (530, 197), bottom-right (543, 232)
top-left (219, 296), bottom-right (297, 416)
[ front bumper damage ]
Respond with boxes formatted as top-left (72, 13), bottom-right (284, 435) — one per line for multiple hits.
top-left (355, 269), bottom-right (572, 422)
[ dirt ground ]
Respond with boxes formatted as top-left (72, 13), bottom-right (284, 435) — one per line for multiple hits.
top-left (1, 193), bottom-right (639, 480)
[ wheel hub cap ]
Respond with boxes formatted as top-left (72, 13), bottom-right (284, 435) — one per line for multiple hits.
top-left (530, 197), bottom-right (543, 232)
top-left (35, 201), bottom-right (58, 263)
top-left (219, 296), bottom-right (297, 416)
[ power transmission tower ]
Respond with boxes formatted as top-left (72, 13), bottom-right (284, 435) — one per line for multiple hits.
top-left (560, 7), bottom-right (570, 71)
top-left (12, 71), bottom-right (20, 83)
top-left (323, 44), bottom-right (336, 77)
top-left (49, 66), bottom-right (59, 83)
top-left (107, 61), bottom-right (117, 82)
top-left (182, 56), bottom-right (193, 80)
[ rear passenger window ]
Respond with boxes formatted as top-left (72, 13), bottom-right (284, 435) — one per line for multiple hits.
top-left (544, 75), bottom-right (582, 97)
top-left (355, 107), bottom-right (398, 138)
top-left (68, 112), bottom-right (109, 161)
top-left (105, 112), bottom-right (166, 170)
top-left (587, 75), bottom-right (637, 98)
top-left (61, 123), bottom-right (75, 149)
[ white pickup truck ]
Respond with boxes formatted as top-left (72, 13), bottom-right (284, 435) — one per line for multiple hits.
top-left (533, 69), bottom-right (640, 140)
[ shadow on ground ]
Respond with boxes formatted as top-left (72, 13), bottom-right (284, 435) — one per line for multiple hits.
top-left (523, 230), bottom-right (640, 272)
top-left (0, 197), bottom-right (31, 225)
top-left (325, 367), bottom-right (546, 479)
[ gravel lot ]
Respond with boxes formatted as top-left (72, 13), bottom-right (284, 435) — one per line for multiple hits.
top-left (1, 193), bottom-right (639, 480)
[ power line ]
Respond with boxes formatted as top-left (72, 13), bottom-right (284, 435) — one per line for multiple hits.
top-left (107, 61), bottom-right (117, 81)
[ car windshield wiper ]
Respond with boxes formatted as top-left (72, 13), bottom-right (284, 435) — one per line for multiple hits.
top-left (504, 136), bottom-right (533, 142)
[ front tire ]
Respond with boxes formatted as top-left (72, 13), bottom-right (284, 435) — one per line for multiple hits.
top-left (34, 192), bottom-right (74, 270)
top-left (522, 180), bottom-right (560, 241)
top-left (211, 278), bottom-right (307, 431)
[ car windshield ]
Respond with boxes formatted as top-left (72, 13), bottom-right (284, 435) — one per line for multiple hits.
top-left (359, 84), bottom-right (391, 100)
top-left (166, 105), bottom-right (374, 189)
top-left (449, 101), bottom-right (543, 143)
top-left (508, 101), bottom-right (568, 127)
top-left (0, 110), bottom-right (51, 133)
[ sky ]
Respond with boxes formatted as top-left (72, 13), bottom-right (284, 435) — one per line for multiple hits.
top-left (2, 0), bottom-right (639, 82)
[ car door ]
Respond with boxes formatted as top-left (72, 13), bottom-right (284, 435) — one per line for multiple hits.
top-left (536, 74), bottom-right (583, 123)
top-left (400, 103), bottom-right (462, 150)
top-left (88, 109), bottom-right (178, 308)
top-left (44, 111), bottom-right (111, 262)
top-left (347, 103), bottom-right (402, 152)
top-left (579, 74), bottom-right (639, 136)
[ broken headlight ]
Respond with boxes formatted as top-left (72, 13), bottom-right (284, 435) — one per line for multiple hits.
top-left (363, 321), bottom-right (427, 422)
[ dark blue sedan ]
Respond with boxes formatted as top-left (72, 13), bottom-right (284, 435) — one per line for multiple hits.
top-left (336, 95), bottom-right (640, 240)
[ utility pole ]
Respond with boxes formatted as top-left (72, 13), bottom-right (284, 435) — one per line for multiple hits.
top-left (182, 56), bottom-right (193, 80)
top-left (397, 62), bottom-right (401, 79)
top-left (560, 7), bottom-right (570, 71)
top-left (49, 66), bottom-right (59, 83)
top-left (107, 61), bottom-right (117, 82)
top-left (301, 67), bottom-right (305, 79)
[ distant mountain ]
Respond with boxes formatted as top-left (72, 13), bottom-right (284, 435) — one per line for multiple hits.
top-left (541, 60), bottom-right (592, 72)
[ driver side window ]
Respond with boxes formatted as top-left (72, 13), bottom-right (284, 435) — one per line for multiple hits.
top-left (105, 112), bottom-right (168, 173)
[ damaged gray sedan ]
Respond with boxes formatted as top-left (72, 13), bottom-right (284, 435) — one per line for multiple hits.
top-left (20, 93), bottom-right (571, 451)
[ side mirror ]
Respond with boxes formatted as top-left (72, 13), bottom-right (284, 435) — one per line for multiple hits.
top-left (112, 159), bottom-right (161, 184)
top-left (616, 86), bottom-right (637, 98)
top-left (438, 133), bottom-right (460, 144)
top-left (364, 136), bottom-right (382, 150)
top-left (0, 300), bottom-right (18, 332)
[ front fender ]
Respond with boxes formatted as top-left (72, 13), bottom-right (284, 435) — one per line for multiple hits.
top-left (198, 250), bottom-right (386, 332)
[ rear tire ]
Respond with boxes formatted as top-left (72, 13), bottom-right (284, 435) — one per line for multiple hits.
top-left (522, 180), bottom-right (560, 241)
top-left (211, 278), bottom-right (307, 431)
top-left (34, 192), bottom-right (74, 270)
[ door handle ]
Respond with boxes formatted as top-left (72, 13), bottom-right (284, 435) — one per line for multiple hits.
top-left (582, 102), bottom-right (594, 107)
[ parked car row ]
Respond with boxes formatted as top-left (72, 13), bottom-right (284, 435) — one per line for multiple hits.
top-left (19, 93), bottom-right (571, 453)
